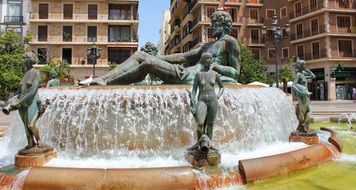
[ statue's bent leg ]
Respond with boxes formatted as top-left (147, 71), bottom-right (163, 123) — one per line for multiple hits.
top-left (196, 101), bottom-right (207, 141)
top-left (206, 100), bottom-right (218, 140)
top-left (29, 111), bottom-right (40, 145)
top-left (108, 57), bottom-right (179, 85)
top-left (96, 51), bottom-right (151, 84)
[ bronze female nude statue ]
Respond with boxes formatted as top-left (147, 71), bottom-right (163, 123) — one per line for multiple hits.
top-left (190, 52), bottom-right (224, 142)
top-left (86, 10), bottom-right (240, 85)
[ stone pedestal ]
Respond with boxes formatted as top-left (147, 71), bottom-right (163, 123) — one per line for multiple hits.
top-left (186, 147), bottom-right (221, 168)
top-left (15, 145), bottom-right (56, 169)
top-left (289, 131), bottom-right (319, 145)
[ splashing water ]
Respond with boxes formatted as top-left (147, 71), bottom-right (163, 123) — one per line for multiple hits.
top-left (1, 87), bottom-right (297, 167)
top-left (339, 113), bottom-right (356, 129)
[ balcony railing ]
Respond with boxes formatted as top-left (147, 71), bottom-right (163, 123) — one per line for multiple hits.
top-left (331, 50), bottom-right (356, 58)
top-left (290, 25), bottom-right (325, 41)
top-left (304, 50), bottom-right (327, 61)
top-left (327, 0), bottom-right (356, 9)
top-left (3, 16), bottom-right (24, 24)
top-left (330, 25), bottom-right (356, 33)
top-left (289, 0), bottom-right (324, 20)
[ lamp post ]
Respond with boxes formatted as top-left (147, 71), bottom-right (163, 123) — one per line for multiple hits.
top-left (86, 44), bottom-right (102, 77)
top-left (261, 15), bottom-right (290, 88)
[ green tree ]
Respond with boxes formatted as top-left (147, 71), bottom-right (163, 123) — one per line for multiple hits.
top-left (0, 31), bottom-right (25, 100)
top-left (279, 67), bottom-right (294, 93)
top-left (39, 61), bottom-right (73, 85)
top-left (238, 41), bottom-right (272, 85)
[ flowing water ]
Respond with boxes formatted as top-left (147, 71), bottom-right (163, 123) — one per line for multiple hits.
top-left (2, 87), bottom-right (355, 189)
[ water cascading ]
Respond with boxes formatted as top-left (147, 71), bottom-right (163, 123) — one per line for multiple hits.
top-left (31, 86), bottom-right (297, 160)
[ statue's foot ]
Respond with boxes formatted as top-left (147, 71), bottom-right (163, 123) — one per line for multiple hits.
top-left (18, 143), bottom-right (54, 156)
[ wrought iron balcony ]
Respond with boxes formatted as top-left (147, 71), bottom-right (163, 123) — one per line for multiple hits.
top-left (3, 16), bottom-right (24, 24)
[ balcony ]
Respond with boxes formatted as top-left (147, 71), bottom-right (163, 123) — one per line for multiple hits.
top-left (304, 50), bottom-right (327, 61)
top-left (191, 15), bottom-right (201, 30)
top-left (327, 0), bottom-right (356, 9)
top-left (191, 36), bottom-right (201, 48)
top-left (331, 50), bottom-right (356, 59)
top-left (330, 25), bottom-right (356, 33)
top-left (3, 16), bottom-right (24, 25)
top-left (290, 25), bottom-right (326, 41)
top-left (289, 0), bottom-right (324, 20)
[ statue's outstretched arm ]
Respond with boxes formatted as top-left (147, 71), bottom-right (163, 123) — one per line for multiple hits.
top-left (13, 71), bottom-right (40, 107)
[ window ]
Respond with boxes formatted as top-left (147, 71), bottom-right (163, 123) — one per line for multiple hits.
top-left (183, 42), bottom-right (191, 53)
top-left (337, 16), bottom-right (351, 32)
top-left (38, 25), bottom-right (48, 41)
top-left (37, 48), bottom-right (47, 64)
top-left (338, 40), bottom-right (352, 57)
top-left (310, 0), bottom-right (317, 11)
top-left (206, 7), bottom-right (216, 21)
top-left (311, 18), bottom-right (319, 35)
top-left (108, 48), bottom-right (131, 64)
top-left (63, 4), bottom-right (73, 19)
top-left (109, 4), bottom-right (131, 20)
top-left (228, 8), bottom-right (237, 22)
top-left (207, 28), bottom-right (214, 42)
top-left (108, 26), bottom-right (131, 42)
top-left (250, 9), bottom-right (258, 22)
top-left (87, 26), bottom-right (97, 42)
top-left (282, 47), bottom-right (289, 58)
top-left (62, 48), bottom-right (72, 64)
top-left (312, 42), bottom-right (320, 59)
top-left (251, 49), bottom-right (260, 59)
top-left (266, 9), bottom-right (276, 19)
top-left (39, 4), bottom-right (48, 19)
top-left (63, 26), bottom-right (72, 42)
top-left (8, 3), bottom-right (21, 22)
top-left (268, 48), bottom-right (276, 59)
top-left (231, 28), bottom-right (238, 39)
top-left (294, 2), bottom-right (302, 17)
top-left (88, 4), bottom-right (98, 20)
top-left (250, 29), bottom-right (259, 43)
top-left (280, 7), bottom-right (287, 18)
top-left (296, 23), bottom-right (303, 39)
top-left (297, 45), bottom-right (304, 59)
top-left (267, 29), bottom-right (273, 39)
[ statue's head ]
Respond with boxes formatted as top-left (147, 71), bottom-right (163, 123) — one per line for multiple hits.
top-left (211, 11), bottom-right (232, 38)
top-left (200, 52), bottom-right (213, 67)
top-left (295, 59), bottom-right (306, 72)
top-left (140, 42), bottom-right (158, 56)
top-left (23, 52), bottom-right (37, 70)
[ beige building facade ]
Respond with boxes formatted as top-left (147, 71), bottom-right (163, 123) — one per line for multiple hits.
top-left (28, 0), bottom-right (139, 80)
top-left (157, 10), bottom-right (171, 55)
top-left (167, 0), bottom-right (356, 101)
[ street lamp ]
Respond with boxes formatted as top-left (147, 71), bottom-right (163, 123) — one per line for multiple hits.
top-left (86, 43), bottom-right (102, 77)
top-left (261, 15), bottom-right (290, 88)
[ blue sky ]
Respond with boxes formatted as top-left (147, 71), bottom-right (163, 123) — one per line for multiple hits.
top-left (138, 0), bottom-right (170, 48)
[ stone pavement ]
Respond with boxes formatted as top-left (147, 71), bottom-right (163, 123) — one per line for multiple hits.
top-left (311, 100), bottom-right (356, 121)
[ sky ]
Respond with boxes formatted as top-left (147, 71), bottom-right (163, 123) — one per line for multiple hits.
top-left (138, 0), bottom-right (170, 48)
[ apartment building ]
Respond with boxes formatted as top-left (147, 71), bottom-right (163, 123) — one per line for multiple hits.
top-left (0, 0), bottom-right (29, 37)
top-left (166, 0), bottom-right (356, 100)
top-left (157, 10), bottom-right (171, 55)
top-left (288, 0), bottom-right (356, 100)
top-left (28, 0), bottom-right (139, 80)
